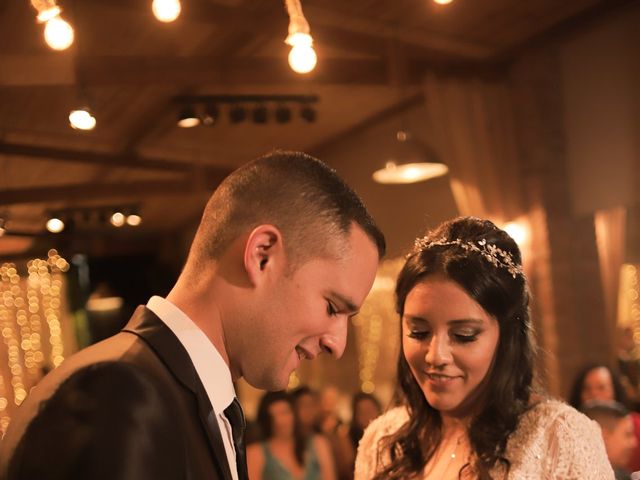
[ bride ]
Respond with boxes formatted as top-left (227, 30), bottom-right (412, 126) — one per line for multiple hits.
top-left (354, 217), bottom-right (613, 479)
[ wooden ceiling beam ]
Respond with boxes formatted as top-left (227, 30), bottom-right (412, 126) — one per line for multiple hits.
top-left (0, 142), bottom-right (229, 176)
top-left (0, 180), bottom-right (194, 206)
top-left (0, 167), bottom-right (231, 205)
top-left (303, 4), bottom-right (493, 61)
top-left (0, 54), bottom-right (75, 86)
top-left (89, 0), bottom-right (484, 60)
top-left (74, 56), bottom-right (399, 87)
top-left (0, 53), bottom-right (488, 88)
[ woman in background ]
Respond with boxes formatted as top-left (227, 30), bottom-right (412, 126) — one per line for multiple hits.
top-left (569, 364), bottom-right (640, 472)
top-left (348, 392), bottom-right (382, 451)
top-left (247, 391), bottom-right (336, 480)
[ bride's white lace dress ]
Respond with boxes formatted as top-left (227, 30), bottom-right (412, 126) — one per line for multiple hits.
top-left (354, 399), bottom-right (614, 480)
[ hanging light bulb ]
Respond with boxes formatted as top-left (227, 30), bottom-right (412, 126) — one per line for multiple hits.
top-left (69, 108), bottom-right (96, 130)
top-left (285, 0), bottom-right (317, 74)
top-left (152, 0), bottom-right (181, 23)
top-left (44, 15), bottom-right (74, 50)
top-left (31, 0), bottom-right (60, 22)
top-left (287, 33), bottom-right (317, 74)
top-left (36, 5), bottom-right (61, 23)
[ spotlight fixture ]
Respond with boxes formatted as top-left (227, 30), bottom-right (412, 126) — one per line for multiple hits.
top-left (43, 204), bottom-right (143, 234)
top-left (69, 107), bottom-right (96, 130)
top-left (46, 216), bottom-right (65, 233)
top-left (152, 0), bottom-right (182, 22)
top-left (275, 105), bottom-right (292, 124)
top-left (284, 0), bottom-right (317, 74)
top-left (177, 106), bottom-right (199, 128)
top-left (300, 105), bottom-right (316, 123)
top-left (124, 207), bottom-right (142, 227)
top-left (126, 214), bottom-right (142, 227)
top-left (229, 105), bottom-right (247, 123)
top-left (252, 105), bottom-right (268, 124)
top-left (201, 104), bottom-right (219, 126)
top-left (110, 211), bottom-right (126, 227)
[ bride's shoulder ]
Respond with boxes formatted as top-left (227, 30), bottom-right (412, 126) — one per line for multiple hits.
top-left (360, 405), bottom-right (409, 449)
top-left (355, 406), bottom-right (409, 479)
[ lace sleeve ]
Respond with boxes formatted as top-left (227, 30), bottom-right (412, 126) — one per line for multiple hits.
top-left (354, 407), bottom-right (408, 480)
top-left (544, 406), bottom-right (614, 479)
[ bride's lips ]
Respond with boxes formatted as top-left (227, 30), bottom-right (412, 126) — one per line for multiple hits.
top-left (425, 372), bottom-right (460, 388)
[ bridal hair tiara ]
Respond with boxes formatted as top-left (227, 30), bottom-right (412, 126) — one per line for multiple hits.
top-left (413, 237), bottom-right (524, 279)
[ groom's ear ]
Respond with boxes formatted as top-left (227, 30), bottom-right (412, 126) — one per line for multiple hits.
top-left (243, 224), bottom-right (284, 286)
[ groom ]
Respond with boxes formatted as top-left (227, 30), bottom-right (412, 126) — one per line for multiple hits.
top-left (0, 150), bottom-right (385, 480)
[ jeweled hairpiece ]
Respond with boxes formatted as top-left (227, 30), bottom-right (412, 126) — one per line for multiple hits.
top-left (413, 237), bottom-right (524, 279)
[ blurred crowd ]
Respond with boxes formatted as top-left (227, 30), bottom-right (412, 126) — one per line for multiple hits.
top-left (244, 326), bottom-right (640, 480)
top-left (245, 386), bottom-right (382, 480)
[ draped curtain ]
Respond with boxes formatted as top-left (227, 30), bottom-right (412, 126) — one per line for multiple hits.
top-left (594, 206), bottom-right (627, 328)
top-left (422, 73), bottom-right (525, 223)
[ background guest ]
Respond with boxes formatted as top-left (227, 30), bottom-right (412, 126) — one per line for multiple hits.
top-left (247, 391), bottom-right (335, 480)
top-left (583, 400), bottom-right (638, 480)
top-left (569, 364), bottom-right (640, 472)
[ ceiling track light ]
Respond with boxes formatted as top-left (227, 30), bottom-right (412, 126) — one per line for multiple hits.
top-left (173, 94), bottom-right (319, 126)
top-left (44, 204), bottom-right (142, 233)
top-left (284, 0), bottom-right (317, 74)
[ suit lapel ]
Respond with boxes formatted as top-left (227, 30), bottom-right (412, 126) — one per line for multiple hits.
top-left (123, 306), bottom-right (234, 480)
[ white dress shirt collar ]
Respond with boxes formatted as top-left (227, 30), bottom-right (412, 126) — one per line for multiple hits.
top-left (146, 295), bottom-right (235, 415)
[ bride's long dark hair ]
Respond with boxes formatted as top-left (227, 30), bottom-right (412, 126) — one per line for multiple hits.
top-left (373, 217), bottom-right (537, 480)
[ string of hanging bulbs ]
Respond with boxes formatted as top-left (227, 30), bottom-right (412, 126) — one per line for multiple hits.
top-left (29, 0), bottom-right (453, 131)
top-left (28, 0), bottom-right (320, 75)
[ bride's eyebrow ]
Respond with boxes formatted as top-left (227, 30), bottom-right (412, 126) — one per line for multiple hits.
top-left (447, 319), bottom-right (484, 326)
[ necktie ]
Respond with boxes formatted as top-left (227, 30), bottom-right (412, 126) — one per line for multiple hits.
top-left (224, 397), bottom-right (248, 480)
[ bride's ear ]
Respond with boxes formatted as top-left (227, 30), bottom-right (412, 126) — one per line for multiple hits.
top-left (243, 224), bottom-right (284, 286)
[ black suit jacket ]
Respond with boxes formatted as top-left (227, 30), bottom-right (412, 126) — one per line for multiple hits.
top-left (0, 306), bottom-right (235, 480)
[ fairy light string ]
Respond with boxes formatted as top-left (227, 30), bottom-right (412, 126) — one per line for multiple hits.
top-left (0, 249), bottom-right (69, 435)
